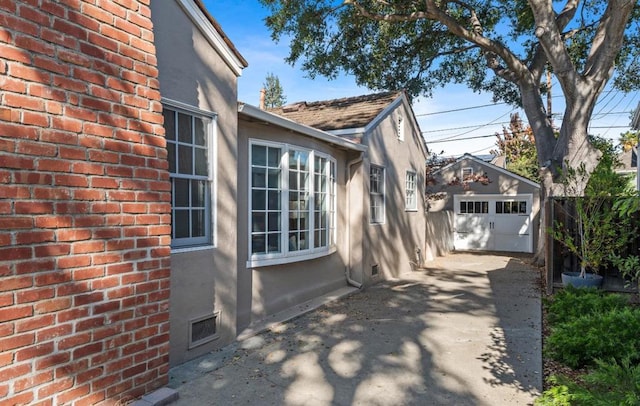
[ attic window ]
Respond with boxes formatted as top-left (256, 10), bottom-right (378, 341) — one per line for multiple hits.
top-left (397, 116), bottom-right (405, 141)
top-left (461, 167), bottom-right (473, 180)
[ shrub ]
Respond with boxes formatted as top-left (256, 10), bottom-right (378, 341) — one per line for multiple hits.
top-left (546, 308), bottom-right (640, 369)
top-left (537, 359), bottom-right (640, 405)
top-left (545, 286), bottom-right (629, 326)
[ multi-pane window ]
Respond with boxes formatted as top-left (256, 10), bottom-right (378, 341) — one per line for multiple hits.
top-left (250, 144), bottom-right (282, 255)
top-left (164, 106), bottom-right (213, 248)
top-left (314, 155), bottom-right (335, 249)
top-left (459, 201), bottom-right (489, 214)
top-left (496, 201), bottom-right (528, 214)
top-left (250, 141), bottom-right (336, 260)
top-left (405, 170), bottom-right (417, 211)
top-left (288, 150), bottom-right (309, 251)
top-left (461, 167), bottom-right (474, 179)
top-left (370, 165), bottom-right (385, 224)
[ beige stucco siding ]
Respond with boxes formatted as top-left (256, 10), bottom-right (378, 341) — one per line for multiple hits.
top-left (152, 0), bottom-right (240, 366)
top-left (362, 102), bottom-right (428, 282)
top-left (237, 118), bottom-right (356, 332)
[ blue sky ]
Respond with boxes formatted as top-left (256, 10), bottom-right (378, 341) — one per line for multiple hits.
top-left (205, 0), bottom-right (638, 157)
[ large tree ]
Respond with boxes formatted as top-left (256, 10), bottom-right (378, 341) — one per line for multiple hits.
top-left (263, 72), bottom-right (287, 108)
top-left (259, 0), bottom-right (639, 196)
top-left (491, 113), bottom-right (540, 182)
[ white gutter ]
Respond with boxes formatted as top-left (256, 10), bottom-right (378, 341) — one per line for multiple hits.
top-left (238, 103), bottom-right (367, 152)
top-left (345, 153), bottom-right (364, 289)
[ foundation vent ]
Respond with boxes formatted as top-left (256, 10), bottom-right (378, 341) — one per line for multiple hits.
top-left (371, 264), bottom-right (379, 276)
top-left (189, 312), bottom-right (220, 349)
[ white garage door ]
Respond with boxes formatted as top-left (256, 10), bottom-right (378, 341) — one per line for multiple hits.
top-left (453, 194), bottom-right (533, 253)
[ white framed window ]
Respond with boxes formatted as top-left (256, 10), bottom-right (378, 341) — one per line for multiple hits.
top-left (370, 165), bottom-right (385, 224)
top-left (496, 200), bottom-right (528, 214)
top-left (163, 103), bottom-right (215, 249)
top-left (397, 115), bottom-right (405, 141)
top-left (249, 140), bottom-right (336, 266)
top-left (405, 170), bottom-right (417, 211)
top-left (461, 167), bottom-right (474, 179)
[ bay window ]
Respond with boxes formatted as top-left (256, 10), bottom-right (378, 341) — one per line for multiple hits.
top-left (250, 140), bottom-right (336, 265)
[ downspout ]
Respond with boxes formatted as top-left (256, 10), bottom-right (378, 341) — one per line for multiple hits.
top-left (345, 152), bottom-right (364, 289)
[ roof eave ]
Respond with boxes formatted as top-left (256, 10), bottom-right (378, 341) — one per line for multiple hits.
top-left (178, 0), bottom-right (248, 77)
top-left (433, 153), bottom-right (541, 189)
top-left (238, 103), bottom-right (367, 152)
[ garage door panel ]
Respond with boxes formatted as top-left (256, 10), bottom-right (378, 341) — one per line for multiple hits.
top-left (454, 231), bottom-right (492, 250)
top-left (454, 214), bottom-right (487, 233)
top-left (494, 234), bottom-right (530, 253)
top-left (493, 215), bottom-right (530, 235)
top-left (453, 194), bottom-right (533, 253)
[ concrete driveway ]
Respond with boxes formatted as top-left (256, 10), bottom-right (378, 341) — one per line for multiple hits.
top-left (167, 253), bottom-right (542, 405)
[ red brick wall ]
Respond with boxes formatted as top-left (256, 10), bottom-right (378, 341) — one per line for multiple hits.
top-left (0, 1), bottom-right (171, 405)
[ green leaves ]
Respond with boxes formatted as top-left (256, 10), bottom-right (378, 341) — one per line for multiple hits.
top-left (258, 0), bottom-right (640, 103)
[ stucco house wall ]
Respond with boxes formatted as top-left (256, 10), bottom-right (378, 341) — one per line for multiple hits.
top-left (269, 92), bottom-right (429, 286)
top-left (236, 106), bottom-right (365, 332)
top-left (151, 0), bottom-right (246, 366)
top-left (361, 99), bottom-right (428, 283)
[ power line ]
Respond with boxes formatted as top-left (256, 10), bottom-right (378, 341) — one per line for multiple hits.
top-left (422, 121), bottom-right (512, 134)
top-left (415, 102), bottom-right (508, 117)
top-left (427, 133), bottom-right (497, 143)
top-left (426, 125), bottom-right (632, 144)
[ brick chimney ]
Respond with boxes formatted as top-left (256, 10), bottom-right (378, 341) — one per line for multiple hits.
top-left (260, 88), bottom-right (266, 110)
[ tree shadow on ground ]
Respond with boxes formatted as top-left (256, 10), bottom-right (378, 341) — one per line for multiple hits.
top-left (170, 253), bottom-right (541, 405)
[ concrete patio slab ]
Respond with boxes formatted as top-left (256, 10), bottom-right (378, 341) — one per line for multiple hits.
top-left (167, 252), bottom-right (542, 405)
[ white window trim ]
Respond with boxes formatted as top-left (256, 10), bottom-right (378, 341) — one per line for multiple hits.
top-left (370, 164), bottom-right (386, 224)
top-left (405, 170), bottom-right (418, 211)
top-left (247, 139), bottom-right (337, 268)
top-left (461, 167), bottom-right (474, 179)
top-left (163, 99), bottom-right (217, 250)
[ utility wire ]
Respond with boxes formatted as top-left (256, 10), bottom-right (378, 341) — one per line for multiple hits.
top-left (415, 102), bottom-right (507, 117)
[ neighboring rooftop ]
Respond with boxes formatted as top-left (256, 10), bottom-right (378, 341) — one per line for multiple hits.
top-left (268, 91), bottom-right (402, 131)
top-left (617, 148), bottom-right (637, 173)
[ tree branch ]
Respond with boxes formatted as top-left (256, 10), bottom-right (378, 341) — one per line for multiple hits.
top-left (583, 0), bottom-right (636, 82)
top-left (344, 0), bottom-right (531, 84)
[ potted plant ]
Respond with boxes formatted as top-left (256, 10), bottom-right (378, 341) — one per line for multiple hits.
top-left (550, 139), bottom-right (632, 288)
top-left (550, 194), bottom-right (613, 288)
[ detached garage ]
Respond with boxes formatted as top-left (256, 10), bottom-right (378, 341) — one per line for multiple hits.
top-left (425, 154), bottom-right (540, 259)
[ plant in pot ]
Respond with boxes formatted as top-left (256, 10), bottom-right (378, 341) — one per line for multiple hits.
top-left (550, 193), bottom-right (615, 288)
top-left (550, 138), bottom-right (631, 287)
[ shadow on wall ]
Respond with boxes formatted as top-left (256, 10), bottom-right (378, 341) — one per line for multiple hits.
top-left (152, 0), bottom-right (241, 366)
top-left (363, 125), bottom-right (428, 280)
top-left (425, 210), bottom-right (454, 261)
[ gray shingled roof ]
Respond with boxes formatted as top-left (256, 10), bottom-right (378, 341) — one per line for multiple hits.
top-left (268, 91), bottom-right (402, 131)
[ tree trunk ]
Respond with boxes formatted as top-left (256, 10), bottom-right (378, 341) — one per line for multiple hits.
top-left (520, 80), bottom-right (602, 266)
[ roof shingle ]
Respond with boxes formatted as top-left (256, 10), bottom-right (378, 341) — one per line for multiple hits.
top-left (268, 91), bottom-right (402, 131)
